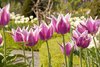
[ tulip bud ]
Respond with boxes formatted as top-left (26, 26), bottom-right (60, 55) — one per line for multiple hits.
top-left (59, 42), bottom-right (72, 56)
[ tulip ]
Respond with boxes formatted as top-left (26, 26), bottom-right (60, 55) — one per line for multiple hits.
top-left (59, 42), bottom-right (72, 56)
top-left (39, 22), bottom-right (53, 41)
top-left (73, 30), bottom-right (91, 67)
top-left (51, 14), bottom-right (71, 34)
top-left (0, 4), bottom-right (10, 26)
top-left (0, 33), bottom-right (2, 45)
top-left (26, 28), bottom-right (39, 46)
top-left (11, 27), bottom-right (24, 42)
top-left (0, 4), bottom-right (10, 67)
top-left (77, 17), bottom-right (100, 35)
top-left (72, 30), bottom-right (91, 48)
top-left (39, 22), bottom-right (53, 67)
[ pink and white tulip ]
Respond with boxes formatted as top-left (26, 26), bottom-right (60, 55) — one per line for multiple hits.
top-left (0, 4), bottom-right (10, 26)
top-left (77, 17), bottom-right (100, 35)
top-left (72, 30), bottom-right (91, 48)
top-left (59, 42), bottom-right (72, 56)
top-left (26, 28), bottom-right (39, 46)
top-left (51, 14), bottom-right (71, 34)
top-left (39, 22), bottom-right (53, 41)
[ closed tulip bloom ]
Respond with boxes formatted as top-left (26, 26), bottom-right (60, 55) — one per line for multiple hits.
top-left (51, 14), bottom-right (71, 34)
top-left (39, 22), bottom-right (53, 41)
top-left (0, 34), bottom-right (2, 45)
top-left (59, 42), bottom-right (72, 56)
top-left (26, 28), bottom-right (39, 46)
top-left (0, 4), bottom-right (10, 26)
top-left (78, 17), bottom-right (100, 35)
top-left (72, 30), bottom-right (91, 48)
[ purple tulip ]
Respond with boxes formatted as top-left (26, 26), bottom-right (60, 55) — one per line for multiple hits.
top-left (39, 22), bottom-right (53, 41)
top-left (0, 34), bottom-right (3, 45)
top-left (21, 27), bottom-right (29, 42)
top-left (11, 27), bottom-right (24, 42)
top-left (51, 14), bottom-right (71, 34)
top-left (26, 28), bottom-right (39, 46)
top-left (59, 42), bottom-right (72, 56)
top-left (0, 4), bottom-right (10, 26)
top-left (72, 30), bottom-right (91, 48)
top-left (77, 24), bottom-right (86, 34)
top-left (77, 17), bottom-right (100, 35)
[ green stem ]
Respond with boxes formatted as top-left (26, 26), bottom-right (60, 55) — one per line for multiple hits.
top-left (68, 52), bottom-right (73, 67)
top-left (31, 48), bottom-right (34, 67)
top-left (22, 44), bottom-right (26, 64)
top-left (93, 36), bottom-right (99, 66)
top-left (3, 27), bottom-right (6, 67)
top-left (80, 48), bottom-right (82, 67)
top-left (62, 34), bottom-right (67, 67)
top-left (46, 40), bottom-right (52, 67)
top-left (68, 57), bottom-right (69, 67)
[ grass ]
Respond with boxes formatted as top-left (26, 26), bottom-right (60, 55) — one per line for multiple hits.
top-left (39, 33), bottom-right (87, 67)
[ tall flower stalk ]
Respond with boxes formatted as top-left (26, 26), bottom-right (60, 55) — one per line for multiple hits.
top-left (22, 44), bottom-right (26, 64)
top-left (2, 27), bottom-right (7, 67)
top-left (39, 22), bottom-right (53, 67)
top-left (79, 48), bottom-right (82, 67)
top-left (59, 42), bottom-right (73, 67)
top-left (51, 14), bottom-right (71, 67)
top-left (46, 40), bottom-right (51, 67)
top-left (31, 48), bottom-right (34, 67)
top-left (62, 34), bottom-right (67, 67)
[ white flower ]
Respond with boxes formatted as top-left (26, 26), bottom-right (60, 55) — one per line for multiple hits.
top-left (30, 16), bottom-right (33, 19)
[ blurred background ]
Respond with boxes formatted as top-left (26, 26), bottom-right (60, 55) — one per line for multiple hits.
top-left (0, 0), bottom-right (100, 18)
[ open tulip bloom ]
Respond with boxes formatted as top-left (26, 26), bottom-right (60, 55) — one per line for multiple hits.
top-left (51, 14), bottom-right (71, 34)
top-left (0, 4), bottom-right (10, 27)
top-left (77, 17), bottom-right (100, 35)
top-left (11, 26), bottom-right (40, 46)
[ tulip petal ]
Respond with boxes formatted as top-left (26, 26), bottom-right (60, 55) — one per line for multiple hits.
top-left (57, 17), bottom-right (68, 34)
top-left (86, 18), bottom-right (94, 33)
top-left (0, 4), bottom-right (10, 26)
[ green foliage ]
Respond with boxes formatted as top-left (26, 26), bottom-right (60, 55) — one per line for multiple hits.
top-left (89, 0), bottom-right (100, 18)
